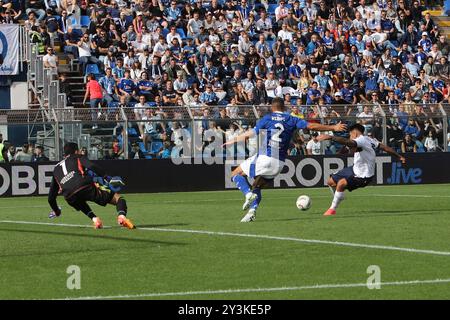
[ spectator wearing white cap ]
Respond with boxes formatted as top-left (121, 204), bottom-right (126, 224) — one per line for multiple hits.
top-left (419, 32), bottom-right (432, 52)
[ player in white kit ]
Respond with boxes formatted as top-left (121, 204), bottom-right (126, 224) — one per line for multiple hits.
top-left (317, 123), bottom-right (406, 216)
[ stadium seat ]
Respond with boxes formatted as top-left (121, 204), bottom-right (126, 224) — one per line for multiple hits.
top-left (151, 141), bottom-right (163, 154)
top-left (162, 28), bottom-right (170, 38)
top-left (254, 4), bottom-right (264, 12)
top-left (125, 15), bottom-right (133, 25)
top-left (416, 141), bottom-right (425, 152)
top-left (67, 15), bottom-right (79, 27)
top-left (117, 134), bottom-right (123, 148)
top-left (128, 128), bottom-right (139, 137)
top-left (268, 4), bottom-right (278, 15)
top-left (80, 16), bottom-right (91, 28)
top-left (85, 63), bottom-right (100, 76)
top-left (72, 28), bottom-right (84, 38)
top-left (138, 142), bottom-right (147, 153)
top-left (177, 28), bottom-right (187, 39)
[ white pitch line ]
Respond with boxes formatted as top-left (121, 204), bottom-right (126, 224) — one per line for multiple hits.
top-left (139, 226), bottom-right (450, 256)
top-left (60, 278), bottom-right (450, 300)
top-left (1, 220), bottom-right (450, 257)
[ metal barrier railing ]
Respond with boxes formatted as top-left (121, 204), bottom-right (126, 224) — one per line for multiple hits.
top-left (35, 57), bottom-right (44, 89)
top-left (48, 81), bottom-right (59, 108)
top-left (3, 104), bottom-right (450, 160)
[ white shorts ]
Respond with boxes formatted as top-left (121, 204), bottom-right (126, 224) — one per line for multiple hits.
top-left (240, 155), bottom-right (285, 179)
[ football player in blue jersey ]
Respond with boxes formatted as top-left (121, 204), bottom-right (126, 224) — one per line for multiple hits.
top-left (223, 98), bottom-right (347, 222)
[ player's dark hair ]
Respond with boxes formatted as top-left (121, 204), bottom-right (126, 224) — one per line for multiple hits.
top-left (272, 97), bottom-right (285, 111)
top-left (63, 142), bottom-right (79, 156)
top-left (348, 123), bottom-right (365, 134)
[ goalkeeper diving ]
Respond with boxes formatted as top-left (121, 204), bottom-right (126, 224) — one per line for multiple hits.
top-left (48, 142), bottom-right (135, 229)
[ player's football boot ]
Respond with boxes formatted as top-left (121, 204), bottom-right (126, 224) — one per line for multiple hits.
top-left (92, 217), bottom-right (103, 229)
top-left (241, 209), bottom-right (256, 222)
top-left (242, 192), bottom-right (258, 211)
top-left (323, 209), bottom-right (337, 216)
top-left (118, 215), bottom-right (136, 229)
top-left (48, 207), bottom-right (62, 219)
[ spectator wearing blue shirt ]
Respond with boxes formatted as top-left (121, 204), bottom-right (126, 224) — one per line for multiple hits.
top-left (112, 58), bottom-right (126, 82)
top-left (237, 0), bottom-right (253, 22)
top-left (288, 57), bottom-right (302, 85)
top-left (202, 60), bottom-right (218, 84)
top-left (394, 82), bottom-right (406, 101)
top-left (404, 55), bottom-right (420, 78)
top-left (322, 30), bottom-right (334, 54)
top-left (118, 70), bottom-right (136, 102)
top-left (99, 67), bottom-right (119, 108)
top-left (183, 38), bottom-right (197, 56)
top-left (380, 10), bottom-right (394, 35)
top-left (404, 119), bottom-right (421, 139)
top-left (63, 26), bottom-right (81, 58)
top-left (395, 104), bottom-right (409, 130)
top-left (418, 32), bottom-right (432, 52)
top-left (137, 71), bottom-right (156, 100)
top-left (341, 80), bottom-right (357, 104)
top-left (306, 34), bottom-right (319, 56)
top-left (365, 69), bottom-right (379, 94)
top-left (414, 46), bottom-right (428, 67)
top-left (354, 34), bottom-right (365, 53)
top-left (306, 82), bottom-right (321, 105)
top-left (398, 44), bottom-right (411, 65)
top-left (314, 68), bottom-right (332, 93)
top-left (164, 1), bottom-right (181, 25)
top-left (383, 70), bottom-right (398, 91)
top-left (158, 141), bottom-right (172, 159)
top-left (199, 84), bottom-right (218, 105)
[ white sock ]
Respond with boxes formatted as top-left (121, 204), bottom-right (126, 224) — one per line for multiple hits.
top-left (331, 191), bottom-right (345, 210)
top-left (328, 185), bottom-right (336, 195)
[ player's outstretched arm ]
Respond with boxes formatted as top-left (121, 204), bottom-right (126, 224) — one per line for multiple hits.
top-left (48, 177), bottom-right (61, 215)
top-left (307, 121), bottom-right (347, 132)
top-left (222, 130), bottom-right (255, 147)
top-left (379, 143), bottom-right (406, 164)
top-left (316, 134), bottom-right (358, 148)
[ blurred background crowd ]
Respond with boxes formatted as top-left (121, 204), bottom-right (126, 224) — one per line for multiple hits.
top-left (4, 0), bottom-right (450, 160)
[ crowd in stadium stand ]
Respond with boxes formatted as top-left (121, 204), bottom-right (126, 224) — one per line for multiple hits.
top-left (3, 0), bottom-right (450, 160)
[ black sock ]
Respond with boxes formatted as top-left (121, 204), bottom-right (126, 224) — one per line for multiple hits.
top-left (79, 202), bottom-right (96, 220)
top-left (116, 198), bottom-right (127, 216)
top-left (85, 211), bottom-right (96, 220)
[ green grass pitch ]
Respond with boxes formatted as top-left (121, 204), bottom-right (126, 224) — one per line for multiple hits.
top-left (1, 184), bottom-right (450, 300)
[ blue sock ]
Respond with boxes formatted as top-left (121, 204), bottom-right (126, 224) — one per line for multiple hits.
top-left (251, 188), bottom-right (262, 210)
top-left (232, 175), bottom-right (251, 195)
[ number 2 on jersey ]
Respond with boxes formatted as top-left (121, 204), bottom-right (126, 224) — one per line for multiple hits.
top-left (271, 123), bottom-right (285, 143)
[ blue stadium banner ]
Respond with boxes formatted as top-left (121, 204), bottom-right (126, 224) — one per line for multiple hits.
top-left (0, 24), bottom-right (19, 75)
